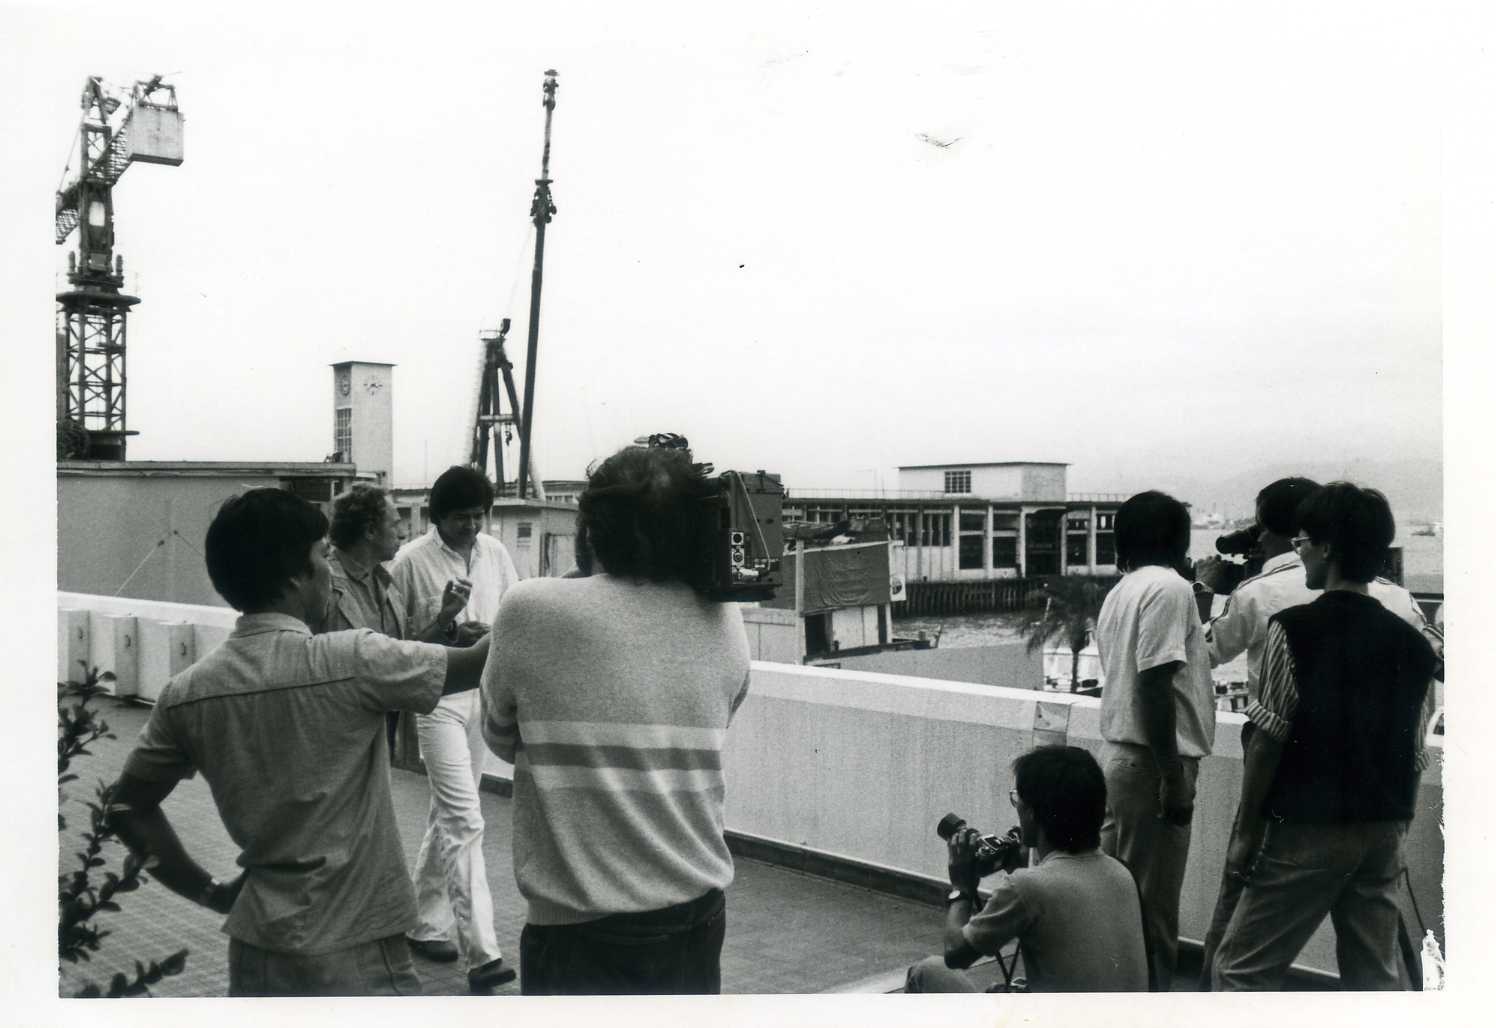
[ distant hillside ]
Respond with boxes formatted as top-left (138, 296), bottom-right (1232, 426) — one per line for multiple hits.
top-left (1089, 458), bottom-right (1443, 522)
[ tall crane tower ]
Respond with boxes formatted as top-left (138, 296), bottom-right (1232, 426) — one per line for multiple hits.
top-left (55, 75), bottom-right (183, 461)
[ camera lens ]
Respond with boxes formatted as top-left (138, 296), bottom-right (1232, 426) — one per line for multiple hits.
top-left (936, 813), bottom-right (968, 841)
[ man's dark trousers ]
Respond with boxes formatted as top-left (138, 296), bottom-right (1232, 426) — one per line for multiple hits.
top-left (518, 889), bottom-right (726, 995)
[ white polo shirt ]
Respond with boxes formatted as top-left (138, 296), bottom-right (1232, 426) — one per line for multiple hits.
top-left (1096, 564), bottom-right (1217, 759)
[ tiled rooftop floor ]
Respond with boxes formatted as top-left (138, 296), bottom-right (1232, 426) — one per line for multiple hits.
top-left (59, 697), bottom-right (951, 997)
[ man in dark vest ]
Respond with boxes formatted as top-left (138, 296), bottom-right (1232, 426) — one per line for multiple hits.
top-left (1212, 482), bottom-right (1437, 990)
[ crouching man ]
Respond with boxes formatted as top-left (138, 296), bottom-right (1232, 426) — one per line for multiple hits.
top-left (906, 746), bottom-right (1149, 993)
top-left (481, 443), bottom-right (752, 994)
top-left (106, 488), bottom-right (493, 996)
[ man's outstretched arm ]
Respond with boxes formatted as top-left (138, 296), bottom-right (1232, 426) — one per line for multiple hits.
top-left (107, 772), bottom-right (243, 914)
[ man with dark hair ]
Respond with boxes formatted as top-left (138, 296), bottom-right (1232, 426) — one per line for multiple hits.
top-left (905, 746), bottom-right (1148, 993)
top-left (390, 465), bottom-right (519, 991)
top-left (1194, 477), bottom-right (1443, 987)
top-left (481, 443), bottom-right (751, 994)
top-left (1213, 484), bottom-right (1437, 990)
top-left (1094, 490), bottom-right (1216, 990)
top-left (106, 487), bottom-right (492, 996)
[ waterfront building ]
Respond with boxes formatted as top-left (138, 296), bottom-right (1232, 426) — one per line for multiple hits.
top-left (783, 460), bottom-right (1125, 584)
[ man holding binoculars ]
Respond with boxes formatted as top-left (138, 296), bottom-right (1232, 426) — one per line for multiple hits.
top-left (905, 746), bottom-right (1149, 993)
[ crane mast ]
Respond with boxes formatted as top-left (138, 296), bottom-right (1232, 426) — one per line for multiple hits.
top-left (55, 75), bottom-right (182, 460)
top-left (516, 70), bottom-right (558, 500)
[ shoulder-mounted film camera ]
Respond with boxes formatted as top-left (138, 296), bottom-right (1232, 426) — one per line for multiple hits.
top-left (638, 433), bottom-right (785, 602)
top-left (1210, 523), bottom-right (1265, 594)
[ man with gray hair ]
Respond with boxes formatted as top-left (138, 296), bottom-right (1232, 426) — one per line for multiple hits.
top-left (320, 484), bottom-right (469, 755)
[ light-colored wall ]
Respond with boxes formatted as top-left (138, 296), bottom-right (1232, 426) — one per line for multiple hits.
top-left (836, 641), bottom-right (1043, 689)
top-left (1020, 464), bottom-right (1068, 501)
top-left (59, 592), bottom-right (1444, 981)
top-left (488, 504), bottom-right (579, 579)
top-left (896, 465), bottom-right (1068, 501)
top-left (58, 474), bottom-right (263, 607)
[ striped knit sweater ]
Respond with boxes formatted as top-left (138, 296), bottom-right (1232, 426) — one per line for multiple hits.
top-left (481, 573), bottom-right (751, 925)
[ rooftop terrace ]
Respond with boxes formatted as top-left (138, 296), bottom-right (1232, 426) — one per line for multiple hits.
top-left (55, 592), bottom-right (1446, 1001)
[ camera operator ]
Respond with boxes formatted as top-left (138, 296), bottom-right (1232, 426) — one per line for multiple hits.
top-left (1193, 477), bottom-right (1443, 989)
top-left (480, 443), bottom-right (752, 994)
top-left (905, 746), bottom-right (1148, 993)
top-left (1213, 484), bottom-right (1438, 989)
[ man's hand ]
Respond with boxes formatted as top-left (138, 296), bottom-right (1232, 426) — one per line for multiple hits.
top-left (205, 870), bottom-right (247, 914)
top-left (1192, 556), bottom-right (1231, 596)
top-left (440, 578), bottom-right (473, 624)
top-left (1224, 825), bottom-right (1262, 883)
top-left (946, 828), bottom-right (981, 898)
top-left (454, 620), bottom-right (491, 647)
top-left (1157, 764), bottom-right (1195, 826)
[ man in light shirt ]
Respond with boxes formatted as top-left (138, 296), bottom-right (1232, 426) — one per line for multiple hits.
top-left (106, 488), bottom-right (491, 995)
top-left (1094, 490), bottom-right (1217, 991)
top-left (390, 465), bottom-right (521, 993)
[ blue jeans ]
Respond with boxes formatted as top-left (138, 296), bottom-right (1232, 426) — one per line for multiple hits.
top-left (519, 889), bottom-right (726, 995)
top-left (1214, 820), bottom-right (1407, 990)
top-left (227, 934), bottom-right (422, 996)
top-left (1099, 742), bottom-right (1196, 991)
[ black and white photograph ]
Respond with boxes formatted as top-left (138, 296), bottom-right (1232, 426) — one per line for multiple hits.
top-left (3, 0), bottom-right (1492, 1023)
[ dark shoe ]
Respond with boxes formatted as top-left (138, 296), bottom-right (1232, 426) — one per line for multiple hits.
top-left (468, 957), bottom-right (517, 993)
top-left (406, 936), bottom-right (460, 963)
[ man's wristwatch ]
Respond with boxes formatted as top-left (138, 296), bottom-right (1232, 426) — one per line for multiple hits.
top-left (946, 888), bottom-right (969, 906)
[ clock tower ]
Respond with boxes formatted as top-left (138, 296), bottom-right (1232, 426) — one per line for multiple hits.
top-left (330, 360), bottom-right (395, 485)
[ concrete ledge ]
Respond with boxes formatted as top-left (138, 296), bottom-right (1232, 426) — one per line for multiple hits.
top-left (726, 830), bottom-right (948, 907)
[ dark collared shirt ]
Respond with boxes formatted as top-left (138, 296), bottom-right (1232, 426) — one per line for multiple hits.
top-left (326, 547), bottom-right (406, 639)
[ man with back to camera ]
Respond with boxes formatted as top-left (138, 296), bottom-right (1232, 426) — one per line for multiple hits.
top-left (1213, 483), bottom-right (1437, 989)
top-left (904, 745), bottom-right (1149, 993)
top-left (389, 465), bottom-right (521, 991)
top-left (1094, 490), bottom-right (1216, 991)
top-left (480, 442), bottom-right (752, 994)
top-left (318, 483), bottom-right (476, 757)
top-left (105, 487), bottom-right (493, 996)
top-left (1193, 476), bottom-right (1445, 988)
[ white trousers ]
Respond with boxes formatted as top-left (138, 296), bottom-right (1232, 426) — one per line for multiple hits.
top-left (408, 690), bottom-right (503, 970)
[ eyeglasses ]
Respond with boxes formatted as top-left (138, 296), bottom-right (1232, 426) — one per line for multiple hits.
top-left (1290, 535), bottom-right (1313, 550)
top-left (1008, 788), bottom-right (1020, 809)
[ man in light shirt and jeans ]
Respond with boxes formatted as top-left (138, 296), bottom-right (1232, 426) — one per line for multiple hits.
top-left (1095, 490), bottom-right (1217, 991)
top-left (391, 465), bottom-right (522, 992)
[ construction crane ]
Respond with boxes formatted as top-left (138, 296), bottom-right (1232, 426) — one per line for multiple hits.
top-left (467, 70), bottom-right (557, 499)
top-left (55, 75), bottom-right (183, 461)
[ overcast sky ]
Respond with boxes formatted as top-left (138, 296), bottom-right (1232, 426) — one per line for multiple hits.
top-left (5, 0), bottom-right (1443, 496)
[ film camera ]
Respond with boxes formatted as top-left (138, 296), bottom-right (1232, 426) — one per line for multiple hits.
top-left (638, 433), bottom-right (785, 602)
top-left (936, 813), bottom-right (1026, 877)
top-left (1206, 523), bottom-right (1265, 594)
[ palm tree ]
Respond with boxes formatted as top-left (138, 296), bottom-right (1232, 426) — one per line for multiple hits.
top-left (1017, 576), bottom-right (1113, 692)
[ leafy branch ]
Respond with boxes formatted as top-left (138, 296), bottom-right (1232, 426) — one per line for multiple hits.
top-left (58, 666), bottom-right (189, 998)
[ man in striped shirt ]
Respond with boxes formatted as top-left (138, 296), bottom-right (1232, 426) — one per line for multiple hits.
top-left (481, 444), bottom-right (751, 994)
top-left (1212, 483), bottom-right (1437, 990)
